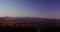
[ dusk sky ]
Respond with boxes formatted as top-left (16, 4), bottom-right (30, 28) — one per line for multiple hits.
top-left (0, 0), bottom-right (60, 19)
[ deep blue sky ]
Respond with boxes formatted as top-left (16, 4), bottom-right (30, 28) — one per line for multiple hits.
top-left (0, 0), bottom-right (60, 19)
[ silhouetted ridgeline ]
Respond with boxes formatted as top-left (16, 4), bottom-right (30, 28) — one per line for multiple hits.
top-left (0, 23), bottom-right (38, 32)
top-left (0, 22), bottom-right (59, 32)
top-left (0, 17), bottom-right (60, 32)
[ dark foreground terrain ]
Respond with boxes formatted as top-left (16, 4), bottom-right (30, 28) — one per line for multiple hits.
top-left (0, 17), bottom-right (60, 32)
top-left (0, 23), bottom-right (60, 32)
top-left (0, 23), bottom-right (37, 32)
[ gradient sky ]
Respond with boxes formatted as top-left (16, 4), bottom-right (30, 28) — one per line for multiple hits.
top-left (0, 0), bottom-right (60, 18)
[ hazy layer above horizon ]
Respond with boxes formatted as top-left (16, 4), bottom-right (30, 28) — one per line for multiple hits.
top-left (0, 0), bottom-right (60, 19)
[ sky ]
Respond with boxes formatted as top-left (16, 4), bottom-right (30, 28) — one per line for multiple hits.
top-left (0, 0), bottom-right (60, 19)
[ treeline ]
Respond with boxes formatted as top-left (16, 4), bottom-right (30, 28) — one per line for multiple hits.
top-left (0, 22), bottom-right (60, 32)
top-left (0, 23), bottom-right (40, 32)
top-left (0, 25), bottom-right (37, 32)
